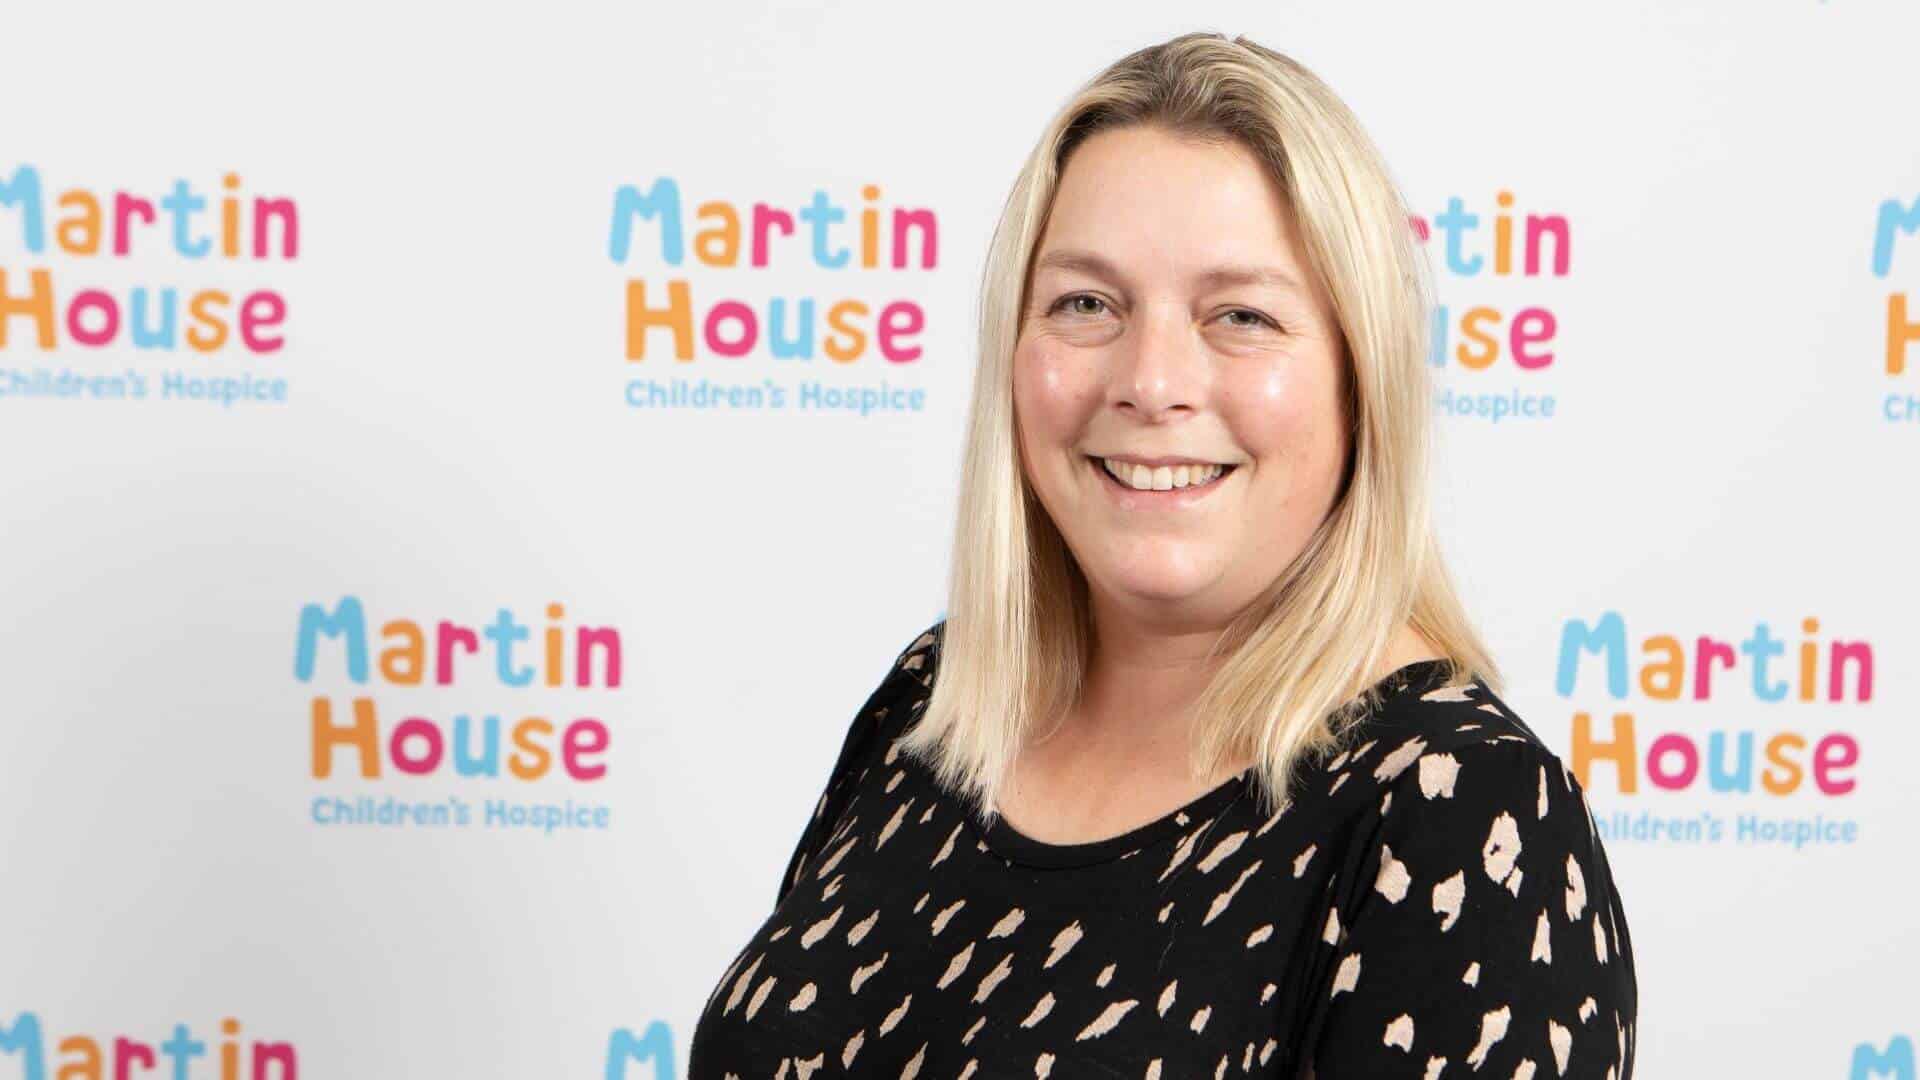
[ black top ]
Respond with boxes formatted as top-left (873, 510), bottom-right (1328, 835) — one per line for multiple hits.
top-left (689, 621), bottom-right (1637, 1078)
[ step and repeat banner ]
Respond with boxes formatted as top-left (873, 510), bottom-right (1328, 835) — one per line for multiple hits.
top-left (2, 2), bottom-right (1915, 1077)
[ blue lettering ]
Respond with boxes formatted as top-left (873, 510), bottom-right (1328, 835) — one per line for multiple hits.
top-left (1851, 1035), bottom-right (1915, 1080)
top-left (1872, 196), bottom-right (1920, 277)
top-left (605, 1021), bottom-right (676, 1080)
top-left (0, 1010), bottom-right (46, 1080)
top-left (293, 596), bottom-right (369, 683)
top-left (0, 165), bottom-right (46, 254)
top-left (1555, 612), bottom-right (1629, 699)
top-left (609, 178), bottom-right (684, 265)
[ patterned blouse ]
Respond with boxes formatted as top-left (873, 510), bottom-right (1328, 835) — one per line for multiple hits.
top-left (689, 621), bottom-right (1638, 1078)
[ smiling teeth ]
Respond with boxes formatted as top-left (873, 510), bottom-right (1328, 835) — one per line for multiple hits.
top-left (1100, 458), bottom-right (1226, 491)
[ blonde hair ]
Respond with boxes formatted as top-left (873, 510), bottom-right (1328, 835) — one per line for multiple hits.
top-left (896, 30), bottom-right (1502, 821)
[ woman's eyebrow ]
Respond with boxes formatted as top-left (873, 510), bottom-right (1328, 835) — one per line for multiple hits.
top-left (1034, 248), bottom-right (1302, 294)
top-left (1032, 249), bottom-right (1128, 284)
top-left (1195, 265), bottom-right (1304, 294)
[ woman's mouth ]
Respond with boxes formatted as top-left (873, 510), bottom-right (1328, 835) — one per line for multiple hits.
top-left (1089, 455), bottom-right (1237, 497)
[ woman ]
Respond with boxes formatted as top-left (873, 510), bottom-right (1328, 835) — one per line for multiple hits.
top-left (690, 31), bottom-right (1635, 1078)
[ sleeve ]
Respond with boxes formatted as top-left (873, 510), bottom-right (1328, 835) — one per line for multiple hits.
top-left (772, 621), bottom-right (941, 908)
top-left (1305, 738), bottom-right (1638, 1079)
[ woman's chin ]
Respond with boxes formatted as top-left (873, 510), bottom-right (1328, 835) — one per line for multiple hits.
top-left (1090, 566), bottom-right (1225, 607)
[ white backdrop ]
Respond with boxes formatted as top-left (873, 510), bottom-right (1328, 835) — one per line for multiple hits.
top-left (2, 1), bottom-right (1916, 1077)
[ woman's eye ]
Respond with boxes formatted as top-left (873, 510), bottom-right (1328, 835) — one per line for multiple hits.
top-left (1052, 294), bottom-right (1108, 317)
top-left (1222, 308), bottom-right (1277, 330)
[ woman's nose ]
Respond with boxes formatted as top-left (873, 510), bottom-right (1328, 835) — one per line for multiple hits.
top-left (1110, 303), bottom-right (1205, 420)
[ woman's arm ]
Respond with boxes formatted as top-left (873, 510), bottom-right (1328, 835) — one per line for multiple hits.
top-left (1302, 738), bottom-right (1638, 1078)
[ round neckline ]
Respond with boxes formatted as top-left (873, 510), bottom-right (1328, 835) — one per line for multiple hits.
top-left (981, 765), bottom-right (1252, 870)
top-left (973, 657), bottom-right (1456, 871)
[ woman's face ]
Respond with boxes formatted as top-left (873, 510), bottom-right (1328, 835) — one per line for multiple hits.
top-left (1013, 123), bottom-right (1350, 630)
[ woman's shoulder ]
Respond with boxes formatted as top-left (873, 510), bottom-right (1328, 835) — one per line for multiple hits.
top-left (1315, 669), bottom-right (1625, 925)
top-left (1301, 666), bottom-right (1611, 861)
top-left (1333, 665), bottom-right (1580, 801)
top-left (888, 618), bottom-right (944, 685)
top-left (838, 618), bottom-right (946, 766)
top-left (772, 618), bottom-right (947, 902)
top-left (872, 617), bottom-right (943, 722)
